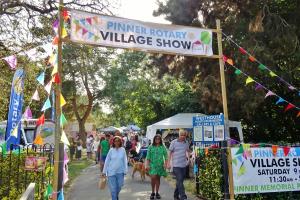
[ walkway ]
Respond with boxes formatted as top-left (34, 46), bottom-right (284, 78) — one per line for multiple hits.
top-left (67, 164), bottom-right (197, 200)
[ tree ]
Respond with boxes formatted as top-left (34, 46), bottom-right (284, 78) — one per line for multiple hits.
top-left (62, 44), bottom-right (115, 142)
top-left (152, 0), bottom-right (300, 142)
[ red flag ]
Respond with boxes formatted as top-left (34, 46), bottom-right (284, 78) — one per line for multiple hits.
top-left (283, 146), bottom-right (290, 156)
top-left (249, 56), bottom-right (256, 62)
top-left (222, 55), bottom-right (228, 62)
top-left (52, 36), bottom-right (59, 45)
top-left (272, 145), bottom-right (278, 156)
top-left (62, 9), bottom-right (69, 21)
top-left (37, 114), bottom-right (45, 126)
top-left (284, 103), bottom-right (295, 112)
top-left (52, 73), bottom-right (61, 83)
top-left (239, 47), bottom-right (247, 54)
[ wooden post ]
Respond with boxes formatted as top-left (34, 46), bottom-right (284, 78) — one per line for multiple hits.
top-left (216, 19), bottom-right (234, 200)
top-left (52, 0), bottom-right (64, 199)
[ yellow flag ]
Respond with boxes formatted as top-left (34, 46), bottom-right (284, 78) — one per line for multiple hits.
top-left (61, 130), bottom-right (70, 146)
top-left (51, 65), bottom-right (58, 76)
top-left (269, 71), bottom-right (277, 77)
top-left (245, 77), bottom-right (254, 85)
top-left (48, 54), bottom-right (55, 65)
top-left (62, 27), bottom-right (68, 38)
top-left (226, 59), bottom-right (234, 66)
top-left (60, 94), bottom-right (66, 107)
top-left (11, 127), bottom-right (18, 137)
top-left (33, 135), bottom-right (43, 145)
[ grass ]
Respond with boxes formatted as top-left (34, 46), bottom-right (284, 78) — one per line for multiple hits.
top-left (164, 173), bottom-right (197, 196)
top-left (64, 158), bottom-right (94, 192)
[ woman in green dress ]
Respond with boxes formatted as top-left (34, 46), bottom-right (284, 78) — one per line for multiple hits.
top-left (145, 134), bottom-right (169, 200)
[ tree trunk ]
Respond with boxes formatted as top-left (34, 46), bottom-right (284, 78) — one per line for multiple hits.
top-left (78, 120), bottom-right (87, 147)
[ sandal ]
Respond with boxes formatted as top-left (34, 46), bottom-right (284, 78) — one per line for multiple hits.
top-left (156, 193), bottom-right (161, 199)
top-left (150, 193), bottom-right (155, 200)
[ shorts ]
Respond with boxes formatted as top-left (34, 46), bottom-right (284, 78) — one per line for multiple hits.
top-left (101, 155), bottom-right (107, 162)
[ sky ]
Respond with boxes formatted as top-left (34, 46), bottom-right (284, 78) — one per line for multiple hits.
top-left (117, 0), bottom-right (169, 24)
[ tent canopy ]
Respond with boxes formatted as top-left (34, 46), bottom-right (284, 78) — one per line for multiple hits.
top-left (146, 113), bottom-right (243, 141)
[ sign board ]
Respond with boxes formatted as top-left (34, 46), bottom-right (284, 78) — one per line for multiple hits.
top-left (193, 114), bottom-right (225, 142)
top-left (231, 147), bottom-right (300, 194)
top-left (70, 9), bottom-right (213, 57)
top-left (25, 156), bottom-right (47, 171)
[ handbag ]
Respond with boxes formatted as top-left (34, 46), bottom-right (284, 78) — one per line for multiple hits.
top-left (98, 176), bottom-right (107, 190)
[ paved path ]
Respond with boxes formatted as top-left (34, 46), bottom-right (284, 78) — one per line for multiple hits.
top-left (67, 164), bottom-right (197, 200)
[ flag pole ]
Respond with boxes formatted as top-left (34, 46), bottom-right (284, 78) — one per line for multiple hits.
top-left (52, 0), bottom-right (64, 199)
top-left (216, 19), bottom-right (235, 200)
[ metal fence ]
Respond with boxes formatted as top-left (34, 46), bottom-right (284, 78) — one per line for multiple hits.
top-left (0, 143), bottom-right (54, 199)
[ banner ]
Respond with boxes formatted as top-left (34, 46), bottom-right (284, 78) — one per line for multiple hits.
top-left (5, 69), bottom-right (25, 149)
top-left (70, 10), bottom-right (213, 56)
top-left (231, 147), bottom-right (300, 194)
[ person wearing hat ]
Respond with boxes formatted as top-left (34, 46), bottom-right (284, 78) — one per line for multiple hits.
top-left (102, 136), bottom-right (128, 200)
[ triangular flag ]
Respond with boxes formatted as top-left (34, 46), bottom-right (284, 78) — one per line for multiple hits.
top-left (288, 85), bottom-right (296, 90)
top-left (245, 77), bottom-right (254, 85)
top-left (295, 148), bottom-right (300, 156)
top-left (269, 71), bottom-right (277, 77)
top-left (62, 27), bottom-right (68, 38)
top-left (88, 32), bottom-right (94, 39)
top-left (222, 55), bottom-right (228, 62)
top-left (41, 98), bottom-right (51, 111)
top-left (60, 113), bottom-right (67, 127)
top-left (45, 81), bottom-right (52, 94)
top-left (284, 103), bottom-right (295, 112)
top-left (238, 164), bottom-right (246, 176)
top-left (234, 69), bottom-right (242, 75)
top-left (37, 114), bottom-right (45, 126)
top-left (248, 56), bottom-right (256, 62)
top-left (226, 59), bottom-right (233, 66)
top-left (48, 53), bottom-right (56, 65)
top-left (52, 19), bottom-right (59, 29)
top-left (283, 146), bottom-right (290, 156)
top-left (275, 97), bottom-right (285, 105)
top-left (239, 47), bottom-right (247, 54)
top-left (255, 83), bottom-right (263, 91)
top-left (93, 16), bottom-right (99, 24)
top-left (52, 73), bottom-right (61, 83)
top-left (52, 36), bottom-right (59, 45)
top-left (51, 65), bottom-right (58, 76)
top-left (11, 127), bottom-right (18, 137)
top-left (272, 145), bottom-right (278, 156)
top-left (80, 19), bottom-right (86, 25)
top-left (61, 130), bottom-right (70, 146)
top-left (62, 9), bottom-right (69, 21)
top-left (31, 90), bottom-right (40, 101)
top-left (36, 72), bottom-right (45, 85)
top-left (82, 28), bottom-right (88, 36)
top-left (58, 190), bottom-right (64, 200)
top-left (86, 17), bottom-right (92, 25)
top-left (235, 145), bottom-right (244, 155)
top-left (265, 91), bottom-right (275, 98)
top-left (258, 63), bottom-right (266, 70)
top-left (297, 111), bottom-right (300, 117)
top-left (23, 107), bottom-right (32, 119)
top-left (44, 184), bottom-right (53, 198)
top-left (259, 143), bottom-right (266, 147)
top-left (33, 134), bottom-right (43, 145)
top-left (60, 94), bottom-right (66, 107)
top-left (75, 24), bottom-right (81, 33)
top-left (3, 55), bottom-right (17, 70)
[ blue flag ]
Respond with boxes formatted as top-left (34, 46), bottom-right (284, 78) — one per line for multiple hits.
top-left (5, 69), bottom-right (25, 149)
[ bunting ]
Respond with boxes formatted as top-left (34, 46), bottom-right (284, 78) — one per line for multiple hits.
top-left (41, 98), bottom-right (52, 111)
top-left (3, 55), bottom-right (17, 70)
top-left (31, 90), bottom-right (40, 101)
top-left (60, 94), bottom-right (66, 107)
top-left (36, 72), bottom-right (45, 85)
top-left (61, 130), bottom-right (70, 146)
top-left (45, 81), bottom-right (52, 94)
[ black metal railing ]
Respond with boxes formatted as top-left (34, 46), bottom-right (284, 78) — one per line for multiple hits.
top-left (0, 143), bottom-right (54, 200)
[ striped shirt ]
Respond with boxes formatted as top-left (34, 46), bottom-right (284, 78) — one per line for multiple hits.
top-left (169, 139), bottom-right (189, 168)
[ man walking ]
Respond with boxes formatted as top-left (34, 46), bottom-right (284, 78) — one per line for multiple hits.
top-left (167, 129), bottom-right (190, 200)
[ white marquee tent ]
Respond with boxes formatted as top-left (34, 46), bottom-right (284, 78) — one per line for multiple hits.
top-left (146, 113), bottom-right (243, 141)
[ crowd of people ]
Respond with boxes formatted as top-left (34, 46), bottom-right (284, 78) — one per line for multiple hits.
top-left (69, 129), bottom-right (192, 200)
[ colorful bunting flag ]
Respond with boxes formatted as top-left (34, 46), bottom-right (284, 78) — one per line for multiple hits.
top-left (93, 16), bottom-right (99, 24)
top-left (272, 145), bottom-right (278, 156)
top-left (288, 85), bottom-right (296, 90)
top-left (31, 90), bottom-right (40, 101)
top-left (23, 106), bottom-right (32, 119)
top-left (44, 184), bottom-right (53, 199)
top-left (61, 130), bottom-right (70, 146)
top-left (80, 19), bottom-right (86, 25)
top-left (248, 56), bottom-right (256, 62)
top-left (82, 28), bottom-right (88, 36)
top-left (226, 59), bottom-right (234, 66)
top-left (36, 72), bottom-right (45, 85)
top-left (86, 17), bottom-right (92, 25)
top-left (51, 65), bottom-right (58, 76)
top-left (283, 146), bottom-right (290, 156)
top-left (3, 55), bottom-right (17, 70)
top-left (62, 9), bottom-right (69, 21)
top-left (245, 77), bottom-right (254, 85)
top-left (258, 63), bottom-right (266, 70)
top-left (255, 83), bottom-right (263, 91)
top-left (265, 91), bottom-right (275, 98)
top-left (52, 36), bottom-right (59, 45)
top-left (269, 71), bottom-right (277, 77)
top-left (222, 55), bottom-right (228, 62)
top-left (60, 94), bottom-right (66, 107)
top-left (297, 111), bottom-right (300, 117)
top-left (45, 81), bottom-right (52, 94)
top-left (53, 73), bottom-right (61, 83)
top-left (60, 113), bottom-right (67, 127)
top-left (62, 27), bottom-right (68, 38)
top-left (275, 97), bottom-right (285, 105)
top-left (33, 134), bottom-right (43, 145)
top-left (235, 145), bottom-right (244, 155)
top-left (11, 127), bottom-right (18, 138)
top-left (41, 98), bottom-right (51, 111)
top-left (37, 114), bottom-right (45, 126)
top-left (234, 69), bottom-right (242, 75)
top-left (88, 32), bottom-right (94, 39)
top-left (239, 47), bottom-right (247, 54)
top-left (284, 103), bottom-right (295, 112)
top-left (58, 190), bottom-right (64, 200)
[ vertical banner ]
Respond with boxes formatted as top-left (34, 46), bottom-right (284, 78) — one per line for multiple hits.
top-left (70, 9), bottom-right (213, 56)
top-left (51, 90), bottom-right (55, 121)
top-left (5, 69), bottom-right (25, 149)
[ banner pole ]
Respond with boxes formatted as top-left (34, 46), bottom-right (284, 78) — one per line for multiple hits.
top-left (52, 0), bottom-right (64, 199)
top-left (216, 19), bottom-right (234, 200)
